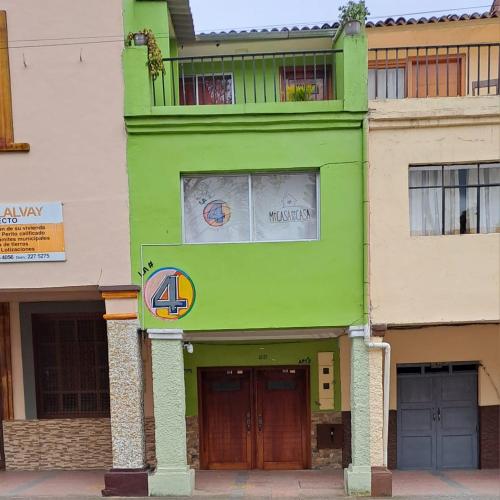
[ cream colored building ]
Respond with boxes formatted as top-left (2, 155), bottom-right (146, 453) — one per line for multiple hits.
top-left (0, 1), bottom-right (144, 491)
top-left (366, 12), bottom-right (500, 471)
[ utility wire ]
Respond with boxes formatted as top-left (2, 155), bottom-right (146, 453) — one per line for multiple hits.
top-left (2, 3), bottom-right (492, 48)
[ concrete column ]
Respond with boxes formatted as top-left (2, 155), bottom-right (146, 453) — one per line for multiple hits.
top-left (148, 332), bottom-right (194, 497)
top-left (103, 318), bottom-right (147, 496)
top-left (344, 327), bottom-right (371, 496)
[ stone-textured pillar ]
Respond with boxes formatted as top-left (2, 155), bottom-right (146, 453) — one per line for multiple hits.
top-left (344, 326), bottom-right (371, 496)
top-left (369, 347), bottom-right (384, 467)
top-left (108, 319), bottom-right (145, 468)
top-left (100, 288), bottom-right (147, 497)
top-left (148, 332), bottom-right (194, 496)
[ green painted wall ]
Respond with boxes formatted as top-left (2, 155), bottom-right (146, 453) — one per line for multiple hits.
top-left (131, 123), bottom-right (364, 331)
top-left (123, 3), bottom-right (367, 332)
top-left (183, 339), bottom-right (341, 416)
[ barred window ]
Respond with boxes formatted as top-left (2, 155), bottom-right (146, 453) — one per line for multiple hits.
top-left (33, 313), bottom-right (110, 419)
top-left (409, 163), bottom-right (500, 236)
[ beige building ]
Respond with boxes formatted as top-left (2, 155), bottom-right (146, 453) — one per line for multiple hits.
top-left (0, 0), bottom-right (142, 488)
top-left (367, 12), bottom-right (499, 471)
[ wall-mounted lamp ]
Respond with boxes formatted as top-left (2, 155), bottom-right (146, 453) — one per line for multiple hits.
top-left (183, 342), bottom-right (194, 354)
top-left (133, 32), bottom-right (148, 46)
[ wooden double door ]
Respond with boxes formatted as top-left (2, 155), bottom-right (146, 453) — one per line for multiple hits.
top-left (199, 366), bottom-right (310, 470)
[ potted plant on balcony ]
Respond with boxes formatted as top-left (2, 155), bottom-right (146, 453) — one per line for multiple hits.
top-left (287, 83), bottom-right (314, 101)
top-left (127, 29), bottom-right (165, 80)
top-left (338, 0), bottom-right (370, 35)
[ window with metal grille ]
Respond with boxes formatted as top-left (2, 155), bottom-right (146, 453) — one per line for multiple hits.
top-left (32, 313), bottom-right (110, 419)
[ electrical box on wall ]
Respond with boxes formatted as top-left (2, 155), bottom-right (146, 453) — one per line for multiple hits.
top-left (318, 351), bottom-right (334, 410)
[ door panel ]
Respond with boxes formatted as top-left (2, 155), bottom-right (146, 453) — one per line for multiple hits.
top-left (397, 375), bottom-right (436, 470)
top-left (256, 368), bottom-right (309, 470)
top-left (200, 369), bottom-right (252, 469)
top-left (199, 366), bottom-right (309, 470)
top-left (436, 372), bottom-right (478, 469)
top-left (397, 365), bottom-right (478, 471)
top-left (408, 56), bottom-right (464, 97)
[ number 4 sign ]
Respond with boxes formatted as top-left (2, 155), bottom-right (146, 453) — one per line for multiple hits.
top-left (144, 268), bottom-right (195, 320)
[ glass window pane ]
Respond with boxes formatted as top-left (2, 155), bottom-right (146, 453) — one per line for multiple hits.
top-left (183, 175), bottom-right (250, 243)
top-left (444, 187), bottom-right (478, 234)
top-left (479, 163), bottom-right (500, 185)
top-left (444, 165), bottom-right (478, 186)
top-left (252, 172), bottom-right (318, 242)
top-left (368, 68), bottom-right (405, 99)
top-left (409, 187), bottom-right (442, 235)
top-left (409, 166), bottom-right (442, 188)
top-left (479, 186), bottom-right (500, 233)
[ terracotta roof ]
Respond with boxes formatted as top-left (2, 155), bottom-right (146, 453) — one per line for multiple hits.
top-left (197, 11), bottom-right (499, 38)
top-left (365, 11), bottom-right (499, 27)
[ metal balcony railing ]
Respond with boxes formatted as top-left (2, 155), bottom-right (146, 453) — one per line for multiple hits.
top-left (152, 49), bottom-right (342, 106)
top-left (368, 43), bottom-right (500, 99)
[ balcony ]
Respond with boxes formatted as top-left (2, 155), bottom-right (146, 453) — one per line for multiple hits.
top-left (151, 49), bottom-right (342, 107)
top-left (368, 43), bottom-right (499, 99)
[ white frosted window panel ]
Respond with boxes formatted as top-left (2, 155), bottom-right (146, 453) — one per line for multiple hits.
top-left (183, 175), bottom-right (250, 243)
top-left (252, 172), bottom-right (318, 241)
top-left (409, 188), bottom-right (442, 236)
top-left (409, 166), bottom-right (442, 236)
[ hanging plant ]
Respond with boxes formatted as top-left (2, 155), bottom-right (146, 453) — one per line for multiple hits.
top-left (127, 29), bottom-right (165, 80)
top-left (338, 0), bottom-right (370, 25)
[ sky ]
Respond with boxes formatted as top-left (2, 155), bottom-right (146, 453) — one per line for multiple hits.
top-left (189, 0), bottom-right (494, 33)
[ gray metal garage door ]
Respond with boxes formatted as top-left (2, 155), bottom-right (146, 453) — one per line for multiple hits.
top-left (397, 363), bottom-right (478, 470)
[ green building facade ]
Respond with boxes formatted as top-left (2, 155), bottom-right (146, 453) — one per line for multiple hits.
top-left (121, 0), bottom-right (370, 496)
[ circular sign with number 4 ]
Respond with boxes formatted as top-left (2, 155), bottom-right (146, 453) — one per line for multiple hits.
top-left (144, 268), bottom-right (195, 321)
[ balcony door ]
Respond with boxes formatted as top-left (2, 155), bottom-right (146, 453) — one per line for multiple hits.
top-left (199, 366), bottom-right (310, 470)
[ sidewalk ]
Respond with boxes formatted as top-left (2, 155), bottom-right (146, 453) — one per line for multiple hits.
top-left (0, 468), bottom-right (498, 498)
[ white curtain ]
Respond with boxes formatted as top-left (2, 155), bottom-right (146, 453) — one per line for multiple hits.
top-left (409, 168), bottom-right (442, 236)
top-left (480, 165), bottom-right (500, 233)
top-left (368, 68), bottom-right (405, 99)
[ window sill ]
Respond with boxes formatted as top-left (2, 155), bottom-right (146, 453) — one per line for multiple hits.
top-left (0, 142), bottom-right (30, 152)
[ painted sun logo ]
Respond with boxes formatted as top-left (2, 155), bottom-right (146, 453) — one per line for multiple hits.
top-left (203, 200), bottom-right (231, 227)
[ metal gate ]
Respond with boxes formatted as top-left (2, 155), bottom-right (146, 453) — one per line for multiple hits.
top-left (397, 362), bottom-right (478, 470)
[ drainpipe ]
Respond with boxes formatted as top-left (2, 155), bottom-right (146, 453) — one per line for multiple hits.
top-left (363, 323), bottom-right (391, 468)
top-left (360, 113), bottom-right (391, 468)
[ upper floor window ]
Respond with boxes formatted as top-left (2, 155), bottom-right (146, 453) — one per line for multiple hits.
top-left (182, 172), bottom-right (318, 243)
top-left (369, 51), bottom-right (466, 99)
top-left (0, 11), bottom-right (29, 152)
top-left (409, 163), bottom-right (500, 236)
top-left (179, 74), bottom-right (233, 105)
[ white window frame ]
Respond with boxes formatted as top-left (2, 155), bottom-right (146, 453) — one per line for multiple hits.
top-left (181, 171), bottom-right (320, 245)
